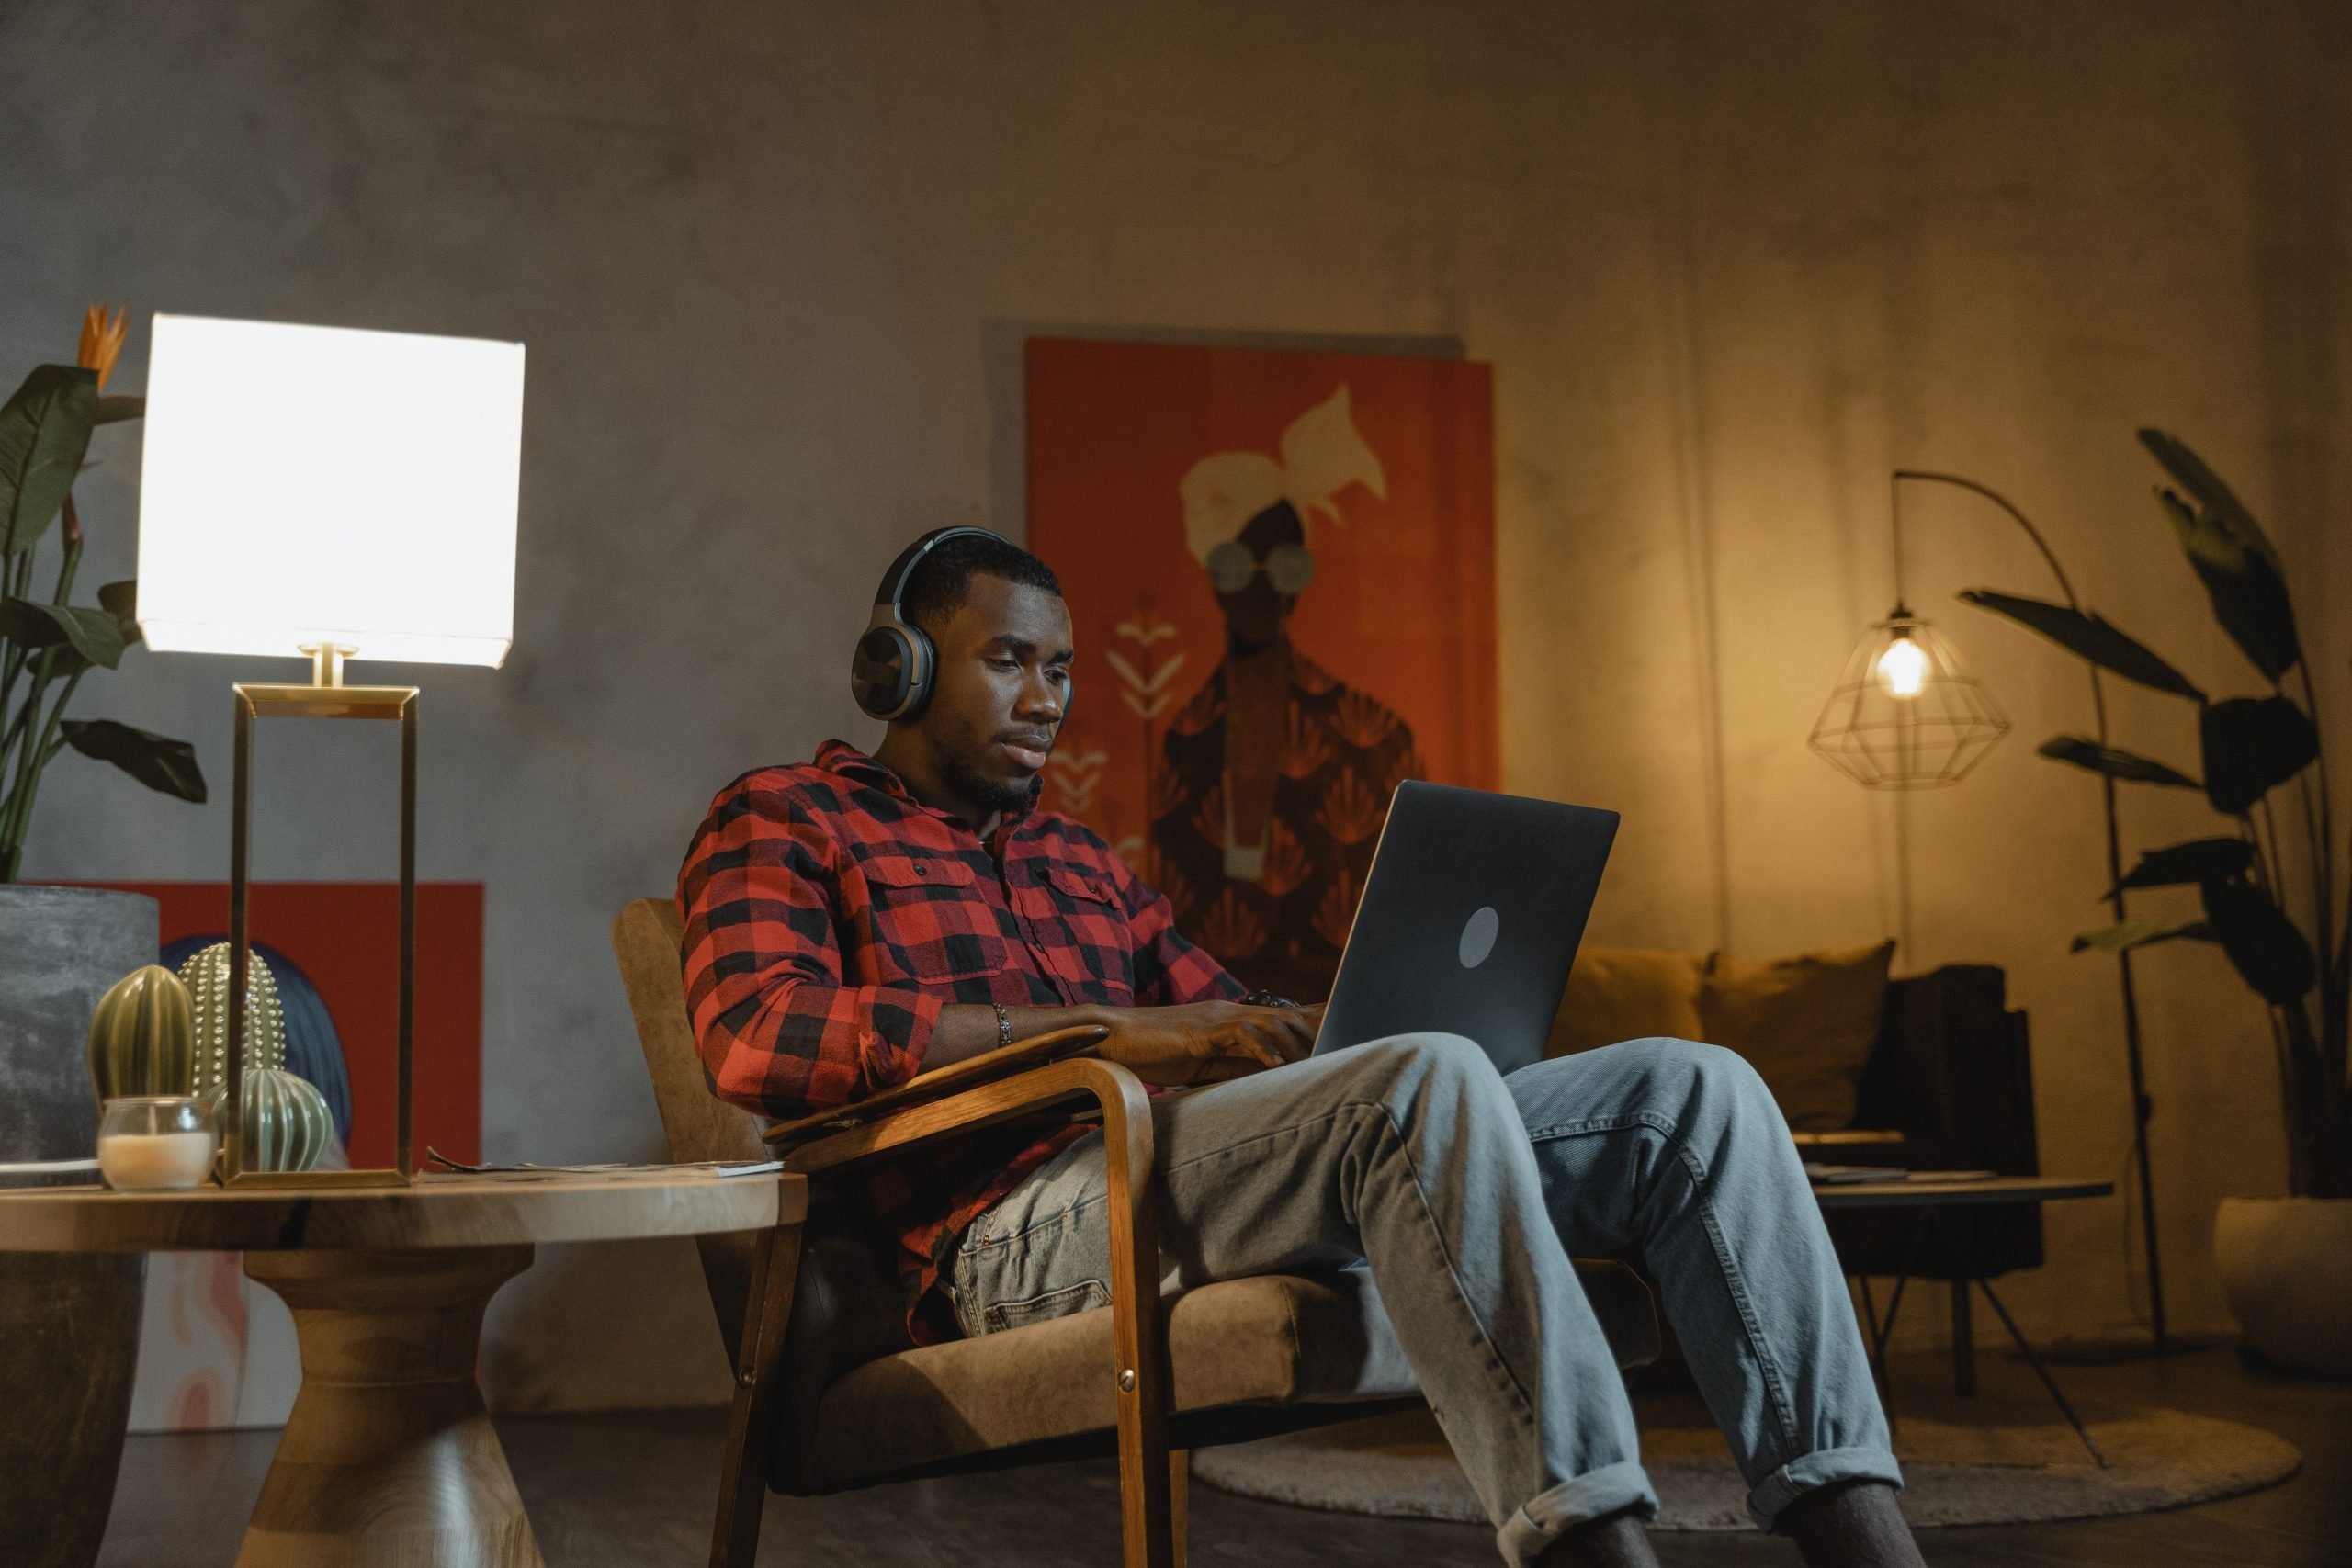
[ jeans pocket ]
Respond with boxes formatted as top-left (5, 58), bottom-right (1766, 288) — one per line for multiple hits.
top-left (981, 1277), bottom-right (1111, 1335)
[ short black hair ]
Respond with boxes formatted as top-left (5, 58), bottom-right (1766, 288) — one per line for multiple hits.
top-left (901, 531), bottom-right (1063, 637)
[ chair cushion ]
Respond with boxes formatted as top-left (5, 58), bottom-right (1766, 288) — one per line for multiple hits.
top-left (801, 1260), bottom-right (1657, 1490)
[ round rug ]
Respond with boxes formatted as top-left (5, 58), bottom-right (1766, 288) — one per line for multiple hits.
top-left (1192, 1407), bottom-right (2301, 1530)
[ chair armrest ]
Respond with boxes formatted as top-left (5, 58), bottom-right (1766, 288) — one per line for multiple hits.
top-left (780, 1048), bottom-right (1148, 1179)
top-left (760, 1023), bottom-right (1111, 1148)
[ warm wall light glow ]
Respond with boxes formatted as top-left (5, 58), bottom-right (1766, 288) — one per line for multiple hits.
top-left (137, 315), bottom-right (525, 667)
top-left (1874, 634), bottom-right (1928, 698)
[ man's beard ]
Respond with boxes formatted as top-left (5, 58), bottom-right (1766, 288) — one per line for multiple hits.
top-left (941, 748), bottom-right (1037, 816)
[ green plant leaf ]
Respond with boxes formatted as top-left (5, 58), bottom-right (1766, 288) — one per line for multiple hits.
top-left (2113, 837), bottom-right (2256, 892)
top-left (96, 580), bottom-right (139, 646)
top-left (2072, 915), bottom-right (2219, 953)
top-left (60, 719), bottom-right (207, 803)
top-left (2199, 695), bottom-right (2317, 815)
top-left (1958, 589), bottom-right (2206, 700)
top-left (2155, 489), bottom-right (2301, 683)
top-left (92, 395), bottom-right (144, 425)
top-left (0, 366), bottom-right (99, 556)
top-left (2200, 876), bottom-right (2317, 1003)
top-left (2036, 735), bottom-right (2201, 788)
top-left (2137, 430), bottom-right (2288, 570)
top-left (0, 597), bottom-right (126, 670)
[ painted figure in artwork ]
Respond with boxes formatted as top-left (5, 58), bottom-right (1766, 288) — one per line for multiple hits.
top-left (1152, 386), bottom-right (1422, 1002)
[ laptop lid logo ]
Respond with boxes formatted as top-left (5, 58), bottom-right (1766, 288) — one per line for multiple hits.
top-left (1458, 906), bottom-right (1500, 969)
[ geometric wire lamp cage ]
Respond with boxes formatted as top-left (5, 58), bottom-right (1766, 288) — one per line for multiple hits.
top-left (1807, 602), bottom-right (2010, 788)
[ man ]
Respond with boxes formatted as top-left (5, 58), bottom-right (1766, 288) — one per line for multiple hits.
top-left (678, 531), bottom-right (1922, 1568)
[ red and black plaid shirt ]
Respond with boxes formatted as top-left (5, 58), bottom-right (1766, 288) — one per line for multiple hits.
top-left (677, 740), bottom-right (1243, 1340)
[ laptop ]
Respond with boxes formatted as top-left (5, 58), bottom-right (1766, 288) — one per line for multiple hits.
top-left (1312, 780), bottom-right (1619, 1075)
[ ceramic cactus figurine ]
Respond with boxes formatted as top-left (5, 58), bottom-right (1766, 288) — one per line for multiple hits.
top-left (212, 1063), bottom-right (334, 1174)
top-left (85, 964), bottom-right (197, 1106)
top-left (179, 942), bottom-right (285, 1096)
top-left (178, 942), bottom-right (332, 1173)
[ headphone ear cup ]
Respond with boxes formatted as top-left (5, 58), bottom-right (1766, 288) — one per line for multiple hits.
top-left (895, 624), bottom-right (938, 720)
top-left (852, 625), bottom-right (917, 719)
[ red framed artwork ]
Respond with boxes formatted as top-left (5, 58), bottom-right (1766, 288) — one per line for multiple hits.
top-left (1027, 338), bottom-right (1497, 1001)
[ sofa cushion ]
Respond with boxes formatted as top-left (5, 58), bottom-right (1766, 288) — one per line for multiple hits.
top-left (1545, 946), bottom-right (1708, 1058)
top-left (801, 1260), bottom-right (1657, 1491)
top-left (1702, 940), bottom-right (1895, 1131)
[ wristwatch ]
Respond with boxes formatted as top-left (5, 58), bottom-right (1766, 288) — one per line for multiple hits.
top-left (1239, 987), bottom-right (1300, 1009)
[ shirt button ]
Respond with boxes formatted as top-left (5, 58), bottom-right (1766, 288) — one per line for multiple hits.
top-left (913, 863), bottom-right (927, 877)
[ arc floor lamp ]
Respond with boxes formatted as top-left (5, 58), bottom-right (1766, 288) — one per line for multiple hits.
top-left (1808, 470), bottom-right (2173, 1356)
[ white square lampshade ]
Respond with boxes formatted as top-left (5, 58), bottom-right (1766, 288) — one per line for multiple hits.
top-left (137, 314), bottom-right (526, 668)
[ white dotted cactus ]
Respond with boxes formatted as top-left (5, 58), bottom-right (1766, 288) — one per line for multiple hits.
top-left (177, 942), bottom-right (332, 1173)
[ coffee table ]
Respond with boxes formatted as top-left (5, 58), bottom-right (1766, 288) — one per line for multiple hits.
top-left (0, 1168), bottom-right (807, 1567)
top-left (1814, 1175), bottom-right (2113, 1463)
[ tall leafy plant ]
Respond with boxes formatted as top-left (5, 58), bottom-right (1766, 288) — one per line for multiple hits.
top-left (0, 308), bottom-right (206, 880)
top-left (1962, 430), bottom-right (2346, 1198)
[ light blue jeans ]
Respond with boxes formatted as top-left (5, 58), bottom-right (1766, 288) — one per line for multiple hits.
top-left (947, 1034), bottom-right (1899, 1563)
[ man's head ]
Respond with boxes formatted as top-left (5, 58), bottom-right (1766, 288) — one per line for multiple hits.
top-left (881, 532), bottom-right (1073, 823)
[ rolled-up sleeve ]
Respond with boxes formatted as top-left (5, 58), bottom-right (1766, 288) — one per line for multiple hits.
top-left (676, 780), bottom-right (944, 1118)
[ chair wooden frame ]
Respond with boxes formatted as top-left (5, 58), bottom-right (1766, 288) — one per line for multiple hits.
top-left (718, 1034), bottom-right (1176, 1568)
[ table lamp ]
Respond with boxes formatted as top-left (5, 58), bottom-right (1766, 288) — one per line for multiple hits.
top-left (137, 314), bottom-right (525, 1187)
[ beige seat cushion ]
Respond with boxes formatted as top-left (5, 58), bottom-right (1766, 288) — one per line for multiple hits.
top-left (1546, 946), bottom-right (1708, 1058)
top-left (805, 1261), bottom-right (1657, 1490)
top-left (1701, 940), bottom-right (1895, 1131)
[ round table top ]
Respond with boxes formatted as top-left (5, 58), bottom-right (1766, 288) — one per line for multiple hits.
top-left (1811, 1175), bottom-right (2112, 1209)
top-left (0, 1168), bottom-right (807, 1254)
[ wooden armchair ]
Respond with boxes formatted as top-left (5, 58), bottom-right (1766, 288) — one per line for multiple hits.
top-left (612, 897), bottom-right (1660, 1568)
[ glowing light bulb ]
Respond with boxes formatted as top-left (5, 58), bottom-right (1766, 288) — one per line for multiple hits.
top-left (1876, 635), bottom-right (1928, 699)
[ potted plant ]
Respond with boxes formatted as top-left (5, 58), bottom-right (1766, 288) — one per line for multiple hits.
top-left (1962, 431), bottom-right (2348, 1374)
top-left (0, 307), bottom-right (208, 1568)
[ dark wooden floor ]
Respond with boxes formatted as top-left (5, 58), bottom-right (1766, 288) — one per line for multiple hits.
top-left (102, 1348), bottom-right (2348, 1566)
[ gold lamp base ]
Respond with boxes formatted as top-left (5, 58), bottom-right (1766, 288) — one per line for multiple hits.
top-left (221, 643), bottom-right (418, 1189)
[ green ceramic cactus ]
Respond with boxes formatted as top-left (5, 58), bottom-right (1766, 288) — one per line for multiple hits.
top-left (178, 942), bottom-right (332, 1174)
top-left (179, 942), bottom-right (286, 1091)
top-left (213, 1066), bottom-right (334, 1174)
top-left (85, 964), bottom-right (197, 1106)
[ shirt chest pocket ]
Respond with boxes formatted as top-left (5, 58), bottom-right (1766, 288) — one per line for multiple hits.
top-left (1022, 863), bottom-right (1136, 998)
top-left (860, 854), bottom-right (1009, 983)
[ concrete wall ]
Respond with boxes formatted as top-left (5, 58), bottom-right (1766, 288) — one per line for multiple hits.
top-left (4, 0), bottom-right (2345, 1406)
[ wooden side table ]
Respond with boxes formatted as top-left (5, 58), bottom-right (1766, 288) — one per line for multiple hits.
top-left (0, 1169), bottom-right (807, 1568)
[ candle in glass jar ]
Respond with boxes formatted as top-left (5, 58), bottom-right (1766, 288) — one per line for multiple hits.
top-left (98, 1131), bottom-right (215, 1191)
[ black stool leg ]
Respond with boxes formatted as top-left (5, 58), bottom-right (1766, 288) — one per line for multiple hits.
top-left (1932, 1212), bottom-right (2108, 1468)
top-left (1951, 1279), bottom-right (1975, 1396)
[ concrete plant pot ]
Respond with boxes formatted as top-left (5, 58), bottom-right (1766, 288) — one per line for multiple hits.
top-left (2214, 1195), bottom-right (2352, 1378)
top-left (0, 885), bottom-right (158, 1567)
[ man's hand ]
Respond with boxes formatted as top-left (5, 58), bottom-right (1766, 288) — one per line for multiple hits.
top-left (1091, 1000), bottom-right (1323, 1087)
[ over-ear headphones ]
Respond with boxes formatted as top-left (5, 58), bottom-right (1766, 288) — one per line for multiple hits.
top-left (850, 526), bottom-right (1011, 721)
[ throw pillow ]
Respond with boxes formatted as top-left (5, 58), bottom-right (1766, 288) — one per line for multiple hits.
top-left (1545, 946), bottom-right (1708, 1059)
top-left (1699, 940), bottom-right (1896, 1131)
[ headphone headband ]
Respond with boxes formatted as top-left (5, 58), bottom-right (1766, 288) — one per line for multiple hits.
top-left (872, 525), bottom-right (1009, 611)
